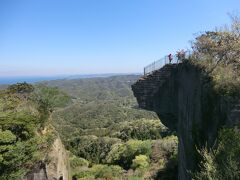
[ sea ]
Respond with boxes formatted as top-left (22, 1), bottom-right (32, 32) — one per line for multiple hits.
top-left (0, 73), bottom-right (140, 85)
top-left (0, 76), bottom-right (66, 85)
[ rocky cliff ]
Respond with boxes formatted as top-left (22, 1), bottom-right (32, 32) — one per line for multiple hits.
top-left (25, 136), bottom-right (70, 180)
top-left (132, 62), bottom-right (240, 179)
top-left (46, 137), bottom-right (70, 180)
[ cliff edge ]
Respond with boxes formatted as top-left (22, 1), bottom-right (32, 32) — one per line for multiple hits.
top-left (132, 62), bottom-right (240, 179)
top-left (25, 135), bottom-right (70, 180)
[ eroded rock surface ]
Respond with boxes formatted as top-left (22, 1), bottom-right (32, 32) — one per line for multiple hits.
top-left (132, 62), bottom-right (240, 179)
top-left (46, 137), bottom-right (70, 180)
top-left (25, 137), bottom-right (70, 180)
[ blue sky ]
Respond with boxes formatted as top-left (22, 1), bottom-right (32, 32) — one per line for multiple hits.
top-left (0, 0), bottom-right (239, 76)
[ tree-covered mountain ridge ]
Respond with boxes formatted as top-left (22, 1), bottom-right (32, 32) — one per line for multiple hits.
top-left (43, 75), bottom-right (178, 179)
top-left (0, 75), bottom-right (178, 180)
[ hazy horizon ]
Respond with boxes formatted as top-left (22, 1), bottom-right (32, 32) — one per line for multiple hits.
top-left (0, 72), bottom-right (141, 84)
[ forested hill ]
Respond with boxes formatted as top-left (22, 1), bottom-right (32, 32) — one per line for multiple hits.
top-left (43, 75), bottom-right (178, 179)
top-left (42, 75), bottom-right (159, 140)
top-left (0, 76), bottom-right (178, 179)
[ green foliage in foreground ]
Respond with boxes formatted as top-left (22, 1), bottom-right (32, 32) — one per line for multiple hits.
top-left (70, 153), bottom-right (90, 177)
top-left (62, 119), bottom-right (168, 167)
top-left (193, 128), bottom-right (240, 179)
top-left (69, 136), bottom-right (178, 179)
top-left (0, 83), bottom-right (69, 179)
top-left (191, 15), bottom-right (240, 97)
top-left (132, 155), bottom-right (149, 170)
top-left (188, 16), bottom-right (240, 180)
top-left (0, 135), bottom-right (39, 179)
top-left (73, 164), bottom-right (124, 180)
top-left (106, 140), bottom-right (152, 169)
top-left (0, 84), bottom-right (39, 179)
top-left (69, 136), bottom-right (121, 164)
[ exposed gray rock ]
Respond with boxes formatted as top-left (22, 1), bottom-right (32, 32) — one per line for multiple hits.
top-left (132, 62), bottom-right (240, 180)
top-left (24, 137), bottom-right (70, 180)
top-left (24, 162), bottom-right (48, 180)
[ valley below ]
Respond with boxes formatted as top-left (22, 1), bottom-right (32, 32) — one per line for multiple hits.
top-left (47, 75), bottom-right (178, 179)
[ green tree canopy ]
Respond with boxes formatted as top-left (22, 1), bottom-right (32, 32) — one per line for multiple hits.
top-left (192, 15), bottom-right (240, 96)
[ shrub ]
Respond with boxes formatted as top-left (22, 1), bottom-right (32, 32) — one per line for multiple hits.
top-left (31, 84), bottom-right (71, 127)
top-left (106, 140), bottom-right (152, 169)
top-left (70, 156), bottom-right (89, 168)
top-left (191, 15), bottom-right (240, 97)
top-left (33, 84), bottom-right (71, 110)
top-left (0, 137), bottom-right (39, 179)
top-left (73, 164), bottom-right (123, 179)
top-left (7, 82), bottom-right (34, 94)
top-left (0, 85), bottom-right (58, 179)
top-left (193, 128), bottom-right (240, 179)
top-left (112, 119), bottom-right (168, 141)
top-left (131, 155), bottom-right (149, 169)
top-left (69, 136), bottom-right (121, 164)
top-left (151, 135), bottom-right (178, 163)
top-left (0, 130), bottom-right (16, 144)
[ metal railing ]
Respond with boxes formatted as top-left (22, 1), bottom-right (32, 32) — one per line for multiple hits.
top-left (144, 51), bottom-right (191, 76)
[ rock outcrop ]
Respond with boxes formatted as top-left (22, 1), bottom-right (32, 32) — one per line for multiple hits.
top-left (24, 162), bottom-right (48, 180)
top-left (25, 136), bottom-right (70, 180)
top-left (46, 137), bottom-right (70, 180)
top-left (132, 62), bottom-right (240, 180)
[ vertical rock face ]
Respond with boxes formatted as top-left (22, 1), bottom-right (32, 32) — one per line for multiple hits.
top-left (24, 162), bottom-right (48, 180)
top-left (46, 137), bottom-right (70, 180)
top-left (132, 62), bottom-right (240, 180)
top-left (25, 137), bottom-right (70, 180)
top-left (132, 64), bottom-right (179, 131)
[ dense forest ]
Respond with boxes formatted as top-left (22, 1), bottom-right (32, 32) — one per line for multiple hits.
top-left (0, 83), bottom-right (70, 179)
top-left (44, 75), bottom-right (178, 179)
top-left (46, 76), bottom-right (160, 139)
top-left (0, 76), bottom-right (178, 179)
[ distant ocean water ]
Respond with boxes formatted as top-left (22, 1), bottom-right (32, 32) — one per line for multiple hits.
top-left (0, 73), bottom-right (141, 85)
top-left (0, 76), bottom-right (65, 85)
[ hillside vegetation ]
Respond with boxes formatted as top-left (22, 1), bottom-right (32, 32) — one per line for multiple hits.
top-left (42, 75), bottom-right (178, 179)
top-left (0, 83), bottom-right (70, 179)
top-left (191, 15), bottom-right (240, 97)
top-left (2, 15), bottom-right (239, 178)
top-left (45, 75), bottom-right (160, 140)
top-left (0, 76), bottom-right (178, 179)
top-left (190, 15), bottom-right (240, 179)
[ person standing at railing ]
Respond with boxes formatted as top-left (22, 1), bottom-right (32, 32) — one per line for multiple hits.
top-left (168, 53), bottom-right (173, 64)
